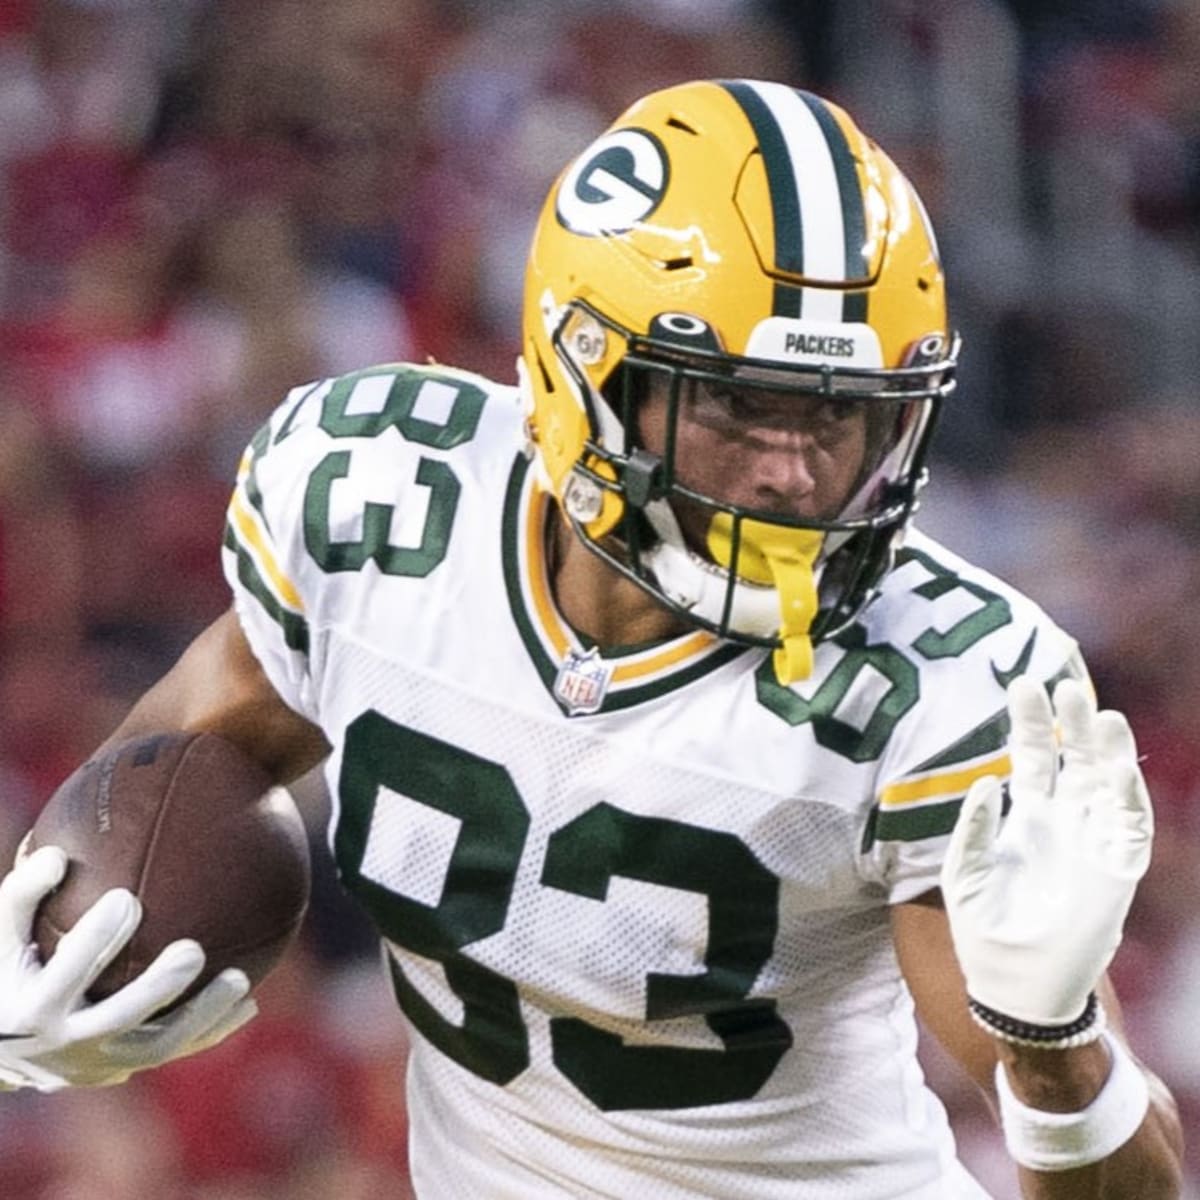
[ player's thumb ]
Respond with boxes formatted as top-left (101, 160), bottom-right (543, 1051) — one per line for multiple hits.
top-left (940, 776), bottom-right (1002, 899)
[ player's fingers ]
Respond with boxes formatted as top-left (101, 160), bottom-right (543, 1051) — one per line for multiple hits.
top-left (1053, 678), bottom-right (1098, 772)
top-left (167, 967), bottom-right (251, 1042)
top-left (121, 969), bottom-right (253, 1063)
top-left (0, 846), bottom-right (67, 956)
top-left (179, 991), bottom-right (258, 1055)
top-left (1092, 711), bottom-right (1154, 877)
top-left (941, 776), bottom-right (1002, 897)
top-left (65, 938), bottom-right (205, 1043)
top-left (1093, 707), bottom-right (1138, 773)
top-left (33, 889), bottom-right (141, 1018)
top-left (1007, 677), bottom-right (1057, 800)
top-left (110, 1000), bottom-right (258, 1074)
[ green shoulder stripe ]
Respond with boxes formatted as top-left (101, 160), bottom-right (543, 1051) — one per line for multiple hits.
top-left (862, 798), bottom-right (964, 850)
top-left (862, 653), bottom-right (1083, 852)
top-left (224, 523), bottom-right (310, 654)
top-left (912, 707), bottom-right (1009, 776)
top-left (242, 420), bottom-right (274, 537)
top-left (900, 650), bottom-right (1086, 778)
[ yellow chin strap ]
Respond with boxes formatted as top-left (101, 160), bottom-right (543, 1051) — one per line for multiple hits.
top-left (707, 515), bottom-right (824, 684)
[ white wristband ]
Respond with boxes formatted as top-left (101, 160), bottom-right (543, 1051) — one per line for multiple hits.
top-left (995, 1032), bottom-right (1151, 1172)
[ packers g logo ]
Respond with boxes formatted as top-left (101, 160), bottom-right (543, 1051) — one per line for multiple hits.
top-left (556, 129), bottom-right (669, 236)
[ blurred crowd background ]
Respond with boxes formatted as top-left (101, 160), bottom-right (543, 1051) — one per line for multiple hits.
top-left (0, 0), bottom-right (1196, 1196)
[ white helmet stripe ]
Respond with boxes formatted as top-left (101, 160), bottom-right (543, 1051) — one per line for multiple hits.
top-left (745, 81), bottom-right (847, 298)
top-left (722, 80), bottom-right (871, 324)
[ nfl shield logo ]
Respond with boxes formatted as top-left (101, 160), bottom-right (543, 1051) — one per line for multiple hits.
top-left (553, 647), bottom-right (613, 716)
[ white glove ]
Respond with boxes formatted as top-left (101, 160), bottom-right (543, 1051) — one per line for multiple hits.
top-left (940, 676), bottom-right (1154, 1026)
top-left (0, 844), bottom-right (257, 1092)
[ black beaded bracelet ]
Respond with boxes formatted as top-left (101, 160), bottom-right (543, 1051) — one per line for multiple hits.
top-left (968, 992), bottom-right (1106, 1049)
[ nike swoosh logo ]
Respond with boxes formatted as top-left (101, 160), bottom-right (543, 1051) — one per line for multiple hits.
top-left (991, 629), bottom-right (1037, 689)
top-left (0, 1033), bottom-right (29, 1041)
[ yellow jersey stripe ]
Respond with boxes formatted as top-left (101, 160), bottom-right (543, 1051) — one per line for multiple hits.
top-left (612, 631), bottom-right (716, 682)
top-left (228, 488), bottom-right (305, 613)
top-left (524, 485), bottom-right (571, 659)
top-left (880, 752), bottom-right (1010, 809)
top-left (523, 482), bottom-right (719, 684)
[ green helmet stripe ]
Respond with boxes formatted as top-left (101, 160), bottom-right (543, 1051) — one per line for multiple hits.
top-left (722, 81), bottom-right (872, 324)
top-left (720, 80), bottom-right (804, 317)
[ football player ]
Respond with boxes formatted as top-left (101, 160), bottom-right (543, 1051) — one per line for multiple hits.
top-left (0, 80), bottom-right (1184, 1198)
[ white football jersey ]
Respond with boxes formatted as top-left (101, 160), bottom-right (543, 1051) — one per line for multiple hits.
top-left (223, 363), bottom-right (1086, 1200)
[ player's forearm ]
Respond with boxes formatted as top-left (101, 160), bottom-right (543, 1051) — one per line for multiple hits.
top-left (1004, 1043), bottom-right (1184, 1199)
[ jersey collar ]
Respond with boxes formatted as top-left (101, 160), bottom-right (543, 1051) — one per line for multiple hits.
top-left (502, 455), bottom-right (745, 716)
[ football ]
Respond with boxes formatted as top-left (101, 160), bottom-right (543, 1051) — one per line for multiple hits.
top-left (27, 730), bottom-right (311, 1004)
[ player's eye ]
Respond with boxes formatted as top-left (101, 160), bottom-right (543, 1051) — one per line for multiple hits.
top-left (814, 398), bottom-right (857, 424)
top-left (692, 382), bottom-right (776, 423)
top-left (709, 387), bottom-right (753, 418)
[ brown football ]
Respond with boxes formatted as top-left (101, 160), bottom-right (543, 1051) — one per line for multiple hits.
top-left (27, 731), bottom-right (311, 1004)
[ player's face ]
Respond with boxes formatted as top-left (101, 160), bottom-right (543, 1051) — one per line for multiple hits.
top-left (636, 371), bottom-right (870, 551)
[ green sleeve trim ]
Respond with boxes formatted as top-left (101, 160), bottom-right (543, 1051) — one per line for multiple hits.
top-left (224, 522), bottom-right (310, 655)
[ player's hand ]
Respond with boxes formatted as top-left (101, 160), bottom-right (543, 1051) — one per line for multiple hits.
top-left (940, 676), bottom-right (1154, 1026)
top-left (0, 844), bottom-right (257, 1091)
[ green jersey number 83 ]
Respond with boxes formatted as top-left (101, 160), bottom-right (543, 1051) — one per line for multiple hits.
top-left (333, 710), bottom-right (793, 1113)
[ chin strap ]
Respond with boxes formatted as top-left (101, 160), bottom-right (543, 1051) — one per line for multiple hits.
top-left (706, 516), bottom-right (823, 684)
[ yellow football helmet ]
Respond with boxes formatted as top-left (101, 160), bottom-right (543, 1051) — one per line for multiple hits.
top-left (520, 79), bottom-right (957, 683)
